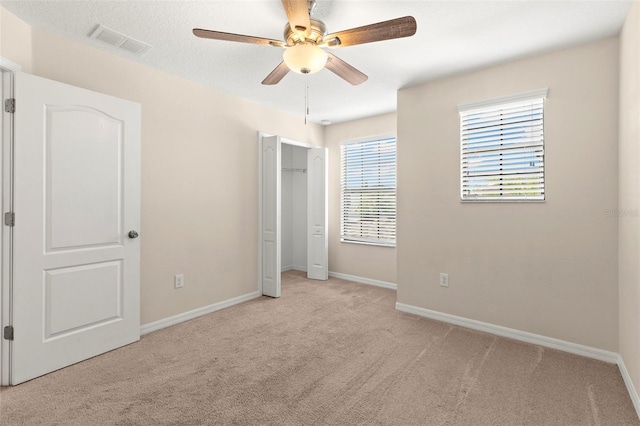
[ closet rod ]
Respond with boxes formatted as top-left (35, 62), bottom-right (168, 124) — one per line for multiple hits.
top-left (282, 168), bottom-right (307, 173)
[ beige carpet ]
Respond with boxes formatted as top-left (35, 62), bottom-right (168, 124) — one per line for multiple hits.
top-left (1, 270), bottom-right (638, 425)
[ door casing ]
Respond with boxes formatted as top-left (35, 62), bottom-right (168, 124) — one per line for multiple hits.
top-left (0, 57), bottom-right (21, 386)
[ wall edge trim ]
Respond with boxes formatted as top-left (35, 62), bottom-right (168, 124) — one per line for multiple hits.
top-left (140, 291), bottom-right (261, 335)
top-left (395, 302), bottom-right (618, 363)
top-left (329, 271), bottom-right (397, 290)
top-left (618, 354), bottom-right (640, 420)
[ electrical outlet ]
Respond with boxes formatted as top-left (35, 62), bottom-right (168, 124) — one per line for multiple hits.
top-left (175, 274), bottom-right (184, 289)
top-left (440, 273), bottom-right (449, 287)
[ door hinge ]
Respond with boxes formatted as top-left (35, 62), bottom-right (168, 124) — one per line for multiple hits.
top-left (4, 98), bottom-right (15, 113)
top-left (4, 212), bottom-right (14, 227)
top-left (3, 326), bottom-right (13, 341)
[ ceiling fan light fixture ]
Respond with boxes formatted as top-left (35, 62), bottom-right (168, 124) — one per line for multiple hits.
top-left (283, 43), bottom-right (327, 74)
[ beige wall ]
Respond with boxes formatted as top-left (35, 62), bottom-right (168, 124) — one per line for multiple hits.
top-left (1, 8), bottom-right (323, 325)
top-left (619, 0), bottom-right (640, 401)
top-left (397, 37), bottom-right (619, 351)
top-left (325, 112), bottom-right (397, 284)
top-left (0, 8), bottom-right (33, 72)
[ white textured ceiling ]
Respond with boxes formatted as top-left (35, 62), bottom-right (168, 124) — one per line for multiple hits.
top-left (0, 0), bottom-right (632, 124)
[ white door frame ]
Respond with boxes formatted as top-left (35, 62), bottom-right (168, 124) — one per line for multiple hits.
top-left (257, 131), bottom-right (322, 296)
top-left (0, 57), bottom-right (22, 386)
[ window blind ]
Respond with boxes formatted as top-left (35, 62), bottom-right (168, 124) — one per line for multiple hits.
top-left (460, 96), bottom-right (545, 201)
top-left (341, 137), bottom-right (396, 246)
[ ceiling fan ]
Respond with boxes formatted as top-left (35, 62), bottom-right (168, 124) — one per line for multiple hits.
top-left (193, 0), bottom-right (417, 86)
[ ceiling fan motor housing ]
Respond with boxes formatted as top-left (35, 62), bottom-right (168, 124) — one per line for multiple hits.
top-left (284, 18), bottom-right (326, 46)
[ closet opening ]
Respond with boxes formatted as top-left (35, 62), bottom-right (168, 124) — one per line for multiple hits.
top-left (281, 143), bottom-right (308, 277)
top-left (258, 133), bottom-right (327, 298)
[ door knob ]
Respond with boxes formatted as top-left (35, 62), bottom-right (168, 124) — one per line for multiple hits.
top-left (128, 230), bottom-right (139, 239)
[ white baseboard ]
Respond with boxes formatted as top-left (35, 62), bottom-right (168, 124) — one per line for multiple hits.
top-left (329, 271), bottom-right (397, 290)
top-left (140, 291), bottom-right (261, 335)
top-left (282, 266), bottom-right (307, 273)
top-left (395, 302), bottom-right (618, 364)
top-left (618, 355), bottom-right (640, 419)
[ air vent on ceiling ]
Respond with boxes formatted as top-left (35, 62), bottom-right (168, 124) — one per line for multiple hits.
top-left (89, 24), bottom-right (152, 55)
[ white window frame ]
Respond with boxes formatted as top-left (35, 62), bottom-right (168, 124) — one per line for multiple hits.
top-left (340, 136), bottom-right (396, 247)
top-left (458, 88), bottom-right (547, 202)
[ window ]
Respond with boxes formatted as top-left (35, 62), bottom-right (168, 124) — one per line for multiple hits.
top-left (459, 89), bottom-right (547, 201)
top-left (341, 137), bottom-right (396, 246)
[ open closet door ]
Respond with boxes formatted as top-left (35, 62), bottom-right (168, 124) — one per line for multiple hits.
top-left (260, 135), bottom-right (281, 297)
top-left (307, 148), bottom-right (328, 280)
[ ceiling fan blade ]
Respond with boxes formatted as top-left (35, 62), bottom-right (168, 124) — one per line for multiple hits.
top-left (281, 0), bottom-right (312, 36)
top-left (193, 28), bottom-right (284, 48)
top-left (262, 61), bottom-right (290, 85)
top-left (325, 52), bottom-right (368, 86)
top-left (323, 16), bottom-right (417, 47)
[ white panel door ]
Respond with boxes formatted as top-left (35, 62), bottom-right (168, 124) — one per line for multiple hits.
top-left (307, 148), bottom-right (328, 280)
top-left (261, 135), bottom-right (281, 297)
top-left (10, 72), bottom-right (141, 384)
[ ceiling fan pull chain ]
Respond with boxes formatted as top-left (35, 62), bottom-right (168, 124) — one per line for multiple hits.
top-left (305, 77), bottom-right (309, 125)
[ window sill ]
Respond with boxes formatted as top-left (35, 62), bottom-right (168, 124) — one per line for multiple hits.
top-left (460, 198), bottom-right (546, 203)
top-left (340, 239), bottom-right (396, 248)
